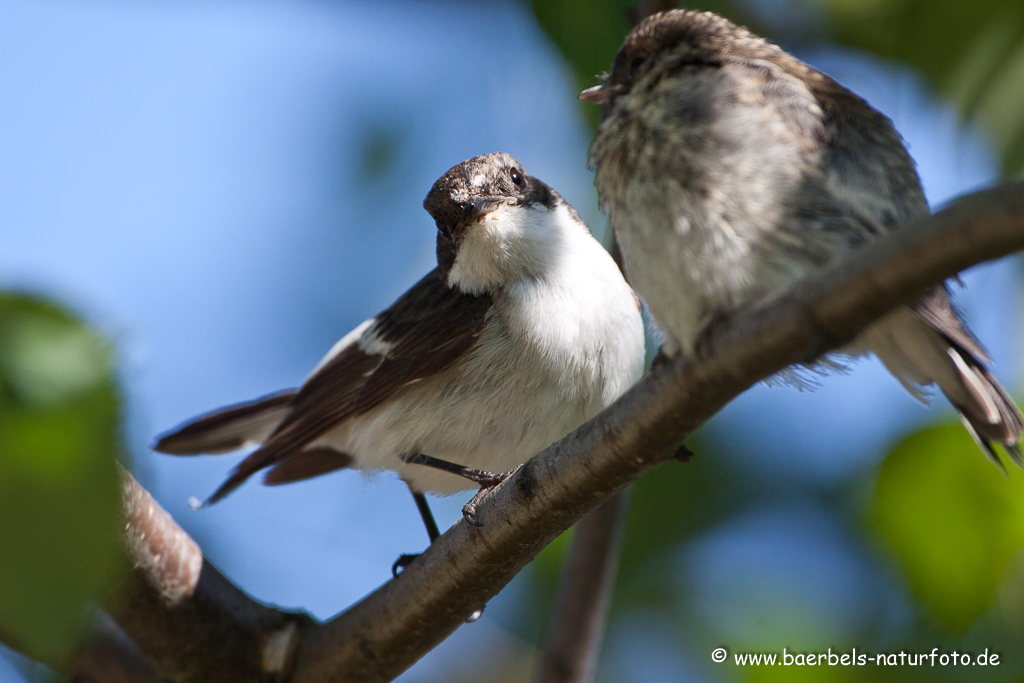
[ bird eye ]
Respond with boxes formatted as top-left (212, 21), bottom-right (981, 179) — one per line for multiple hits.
top-left (510, 168), bottom-right (525, 188)
top-left (628, 55), bottom-right (646, 78)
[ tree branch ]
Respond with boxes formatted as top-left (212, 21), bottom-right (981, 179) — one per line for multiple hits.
top-left (532, 2), bottom-right (668, 671)
top-left (535, 490), bottom-right (632, 683)
top-left (5, 182), bottom-right (1021, 683)
top-left (288, 182), bottom-right (1024, 680)
top-left (110, 470), bottom-right (314, 682)
top-left (67, 614), bottom-right (163, 683)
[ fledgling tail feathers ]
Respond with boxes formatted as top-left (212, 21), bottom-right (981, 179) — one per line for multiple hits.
top-left (862, 294), bottom-right (1023, 469)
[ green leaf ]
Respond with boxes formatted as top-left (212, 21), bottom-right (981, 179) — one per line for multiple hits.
top-left (527, 0), bottom-right (759, 129)
top-left (529, 0), bottom-right (1024, 172)
top-left (868, 423), bottom-right (1024, 631)
top-left (807, 0), bottom-right (1024, 174)
top-left (613, 450), bottom-right (739, 612)
top-left (0, 293), bottom-right (125, 664)
top-left (741, 661), bottom-right (858, 683)
top-left (528, 0), bottom-right (631, 129)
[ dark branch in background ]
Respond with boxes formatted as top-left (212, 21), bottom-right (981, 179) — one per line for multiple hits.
top-left (0, 610), bottom-right (159, 683)
top-left (535, 491), bottom-right (632, 683)
top-left (533, 10), bottom-right (691, 679)
top-left (67, 614), bottom-right (162, 683)
top-left (2, 182), bottom-right (1021, 682)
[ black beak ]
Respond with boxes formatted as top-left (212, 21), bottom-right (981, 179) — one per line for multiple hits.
top-left (461, 195), bottom-right (505, 223)
top-left (435, 196), bottom-right (506, 239)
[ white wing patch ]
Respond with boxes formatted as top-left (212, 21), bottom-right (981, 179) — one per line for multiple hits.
top-left (308, 317), bottom-right (396, 379)
top-left (308, 317), bottom-right (375, 377)
top-left (357, 323), bottom-right (395, 356)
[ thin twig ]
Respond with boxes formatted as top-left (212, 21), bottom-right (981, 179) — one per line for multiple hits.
top-left (535, 490), bottom-right (632, 683)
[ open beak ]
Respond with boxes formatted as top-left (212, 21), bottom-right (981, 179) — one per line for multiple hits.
top-left (579, 84), bottom-right (610, 105)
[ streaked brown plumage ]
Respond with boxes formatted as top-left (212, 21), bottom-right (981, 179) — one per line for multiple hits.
top-left (584, 10), bottom-right (1022, 467)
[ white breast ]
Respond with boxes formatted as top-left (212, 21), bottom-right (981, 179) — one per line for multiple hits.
top-left (313, 204), bottom-right (646, 493)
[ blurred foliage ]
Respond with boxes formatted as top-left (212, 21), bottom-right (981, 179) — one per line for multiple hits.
top-left (358, 123), bottom-right (407, 184)
top-left (744, 664), bottom-right (856, 682)
top-left (526, 0), bottom-right (632, 129)
top-left (505, 436), bottom-right (749, 640)
top-left (528, 0), bottom-right (760, 128)
top-left (809, 0), bottom-right (1024, 175)
top-left (0, 293), bottom-right (124, 665)
top-left (529, 0), bottom-right (1024, 173)
top-left (869, 424), bottom-right (1024, 631)
top-left (614, 447), bottom-right (746, 612)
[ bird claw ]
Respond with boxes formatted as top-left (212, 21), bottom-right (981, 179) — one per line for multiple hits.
top-left (462, 486), bottom-right (492, 526)
top-left (460, 466), bottom-right (520, 527)
top-left (462, 503), bottom-right (485, 527)
top-left (392, 553), bottom-right (420, 578)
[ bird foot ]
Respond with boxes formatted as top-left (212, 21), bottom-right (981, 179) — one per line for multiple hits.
top-left (461, 466), bottom-right (521, 526)
top-left (392, 553), bottom-right (420, 577)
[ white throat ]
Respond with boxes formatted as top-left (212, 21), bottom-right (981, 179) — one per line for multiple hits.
top-left (446, 203), bottom-right (584, 294)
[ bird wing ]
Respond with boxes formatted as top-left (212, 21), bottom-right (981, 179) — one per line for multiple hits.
top-left (206, 268), bottom-right (493, 503)
top-left (834, 198), bottom-right (990, 362)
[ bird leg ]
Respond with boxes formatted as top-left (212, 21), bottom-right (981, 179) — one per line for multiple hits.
top-left (411, 490), bottom-right (441, 541)
top-left (402, 453), bottom-right (518, 527)
top-left (392, 489), bottom-right (441, 577)
top-left (459, 468), bottom-right (518, 526)
top-left (394, 457), bottom-right (510, 622)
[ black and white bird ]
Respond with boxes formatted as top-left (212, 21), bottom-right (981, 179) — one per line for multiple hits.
top-left (155, 152), bottom-right (646, 563)
top-left (582, 10), bottom-right (1022, 466)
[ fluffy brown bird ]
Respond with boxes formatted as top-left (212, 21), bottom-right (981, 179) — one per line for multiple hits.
top-left (582, 10), bottom-right (1022, 467)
